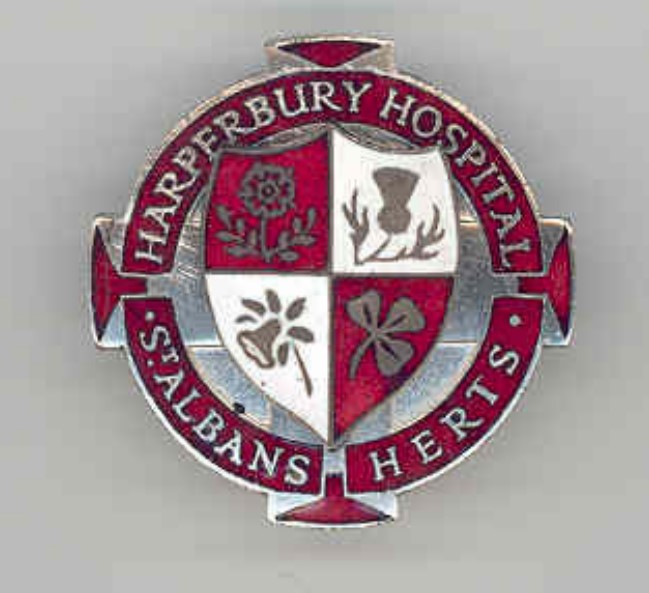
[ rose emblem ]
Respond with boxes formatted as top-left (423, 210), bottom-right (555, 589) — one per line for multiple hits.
top-left (215, 162), bottom-right (317, 263)
top-left (238, 162), bottom-right (295, 219)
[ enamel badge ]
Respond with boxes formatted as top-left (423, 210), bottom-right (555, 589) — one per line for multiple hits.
top-left (91, 36), bottom-right (574, 527)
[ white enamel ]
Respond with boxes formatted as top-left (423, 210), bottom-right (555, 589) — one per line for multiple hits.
top-left (205, 274), bottom-right (330, 441)
top-left (332, 128), bottom-right (459, 275)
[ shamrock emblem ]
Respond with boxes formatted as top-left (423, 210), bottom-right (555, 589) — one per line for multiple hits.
top-left (346, 290), bottom-right (425, 379)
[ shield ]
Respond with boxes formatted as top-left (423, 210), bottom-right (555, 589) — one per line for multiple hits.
top-left (204, 128), bottom-right (458, 443)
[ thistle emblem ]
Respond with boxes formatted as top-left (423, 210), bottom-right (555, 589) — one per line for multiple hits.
top-left (342, 166), bottom-right (446, 265)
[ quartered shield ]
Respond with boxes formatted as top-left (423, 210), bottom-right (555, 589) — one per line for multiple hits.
top-left (204, 129), bottom-right (459, 442)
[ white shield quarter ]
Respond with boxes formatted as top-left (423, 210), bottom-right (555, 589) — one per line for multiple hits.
top-left (332, 128), bottom-right (459, 276)
top-left (205, 274), bottom-right (331, 441)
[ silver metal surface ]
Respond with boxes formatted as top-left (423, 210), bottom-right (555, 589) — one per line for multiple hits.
top-left (94, 164), bottom-right (564, 443)
top-left (91, 34), bottom-right (573, 528)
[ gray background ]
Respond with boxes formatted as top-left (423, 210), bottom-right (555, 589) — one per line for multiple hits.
top-left (2, 0), bottom-right (647, 591)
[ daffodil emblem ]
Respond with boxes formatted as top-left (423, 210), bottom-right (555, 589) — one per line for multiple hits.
top-left (236, 289), bottom-right (315, 396)
top-left (346, 290), bottom-right (425, 379)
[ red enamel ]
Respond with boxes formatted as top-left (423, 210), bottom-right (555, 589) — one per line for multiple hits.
top-left (276, 474), bottom-right (389, 525)
top-left (277, 40), bottom-right (381, 67)
top-left (519, 228), bottom-right (572, 337)
top-left (91, 228), bottom-right (146, 339)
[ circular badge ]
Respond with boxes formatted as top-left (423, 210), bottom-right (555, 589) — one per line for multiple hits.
top-left (91, 36), bottom-right (573, 527)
